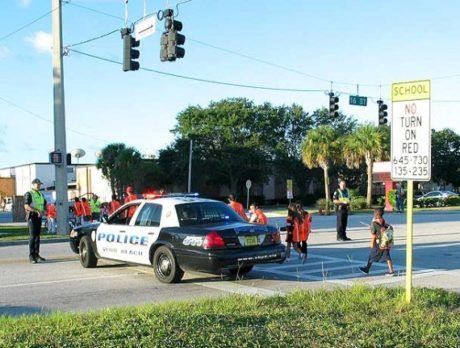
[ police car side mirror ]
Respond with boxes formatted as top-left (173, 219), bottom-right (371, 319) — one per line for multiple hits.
top-left (101, 216), bottom-right (108, 224)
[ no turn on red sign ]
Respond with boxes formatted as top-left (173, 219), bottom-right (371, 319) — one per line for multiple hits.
top-left (391, 80), bottom-right (431, 181)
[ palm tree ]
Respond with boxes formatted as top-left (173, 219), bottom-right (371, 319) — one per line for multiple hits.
top-left (343, 124), bottom-right (388, 207)
top-left (301, 125), bottom-right (339, 213)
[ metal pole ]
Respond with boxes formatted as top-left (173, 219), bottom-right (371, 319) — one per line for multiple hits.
top-left (246, 187), bottom-right (249, 210)
top-left (52, 0), bottom-right (69, 234)
top-left (405, 180), bottom-right (414, 303)
top-left (187, 139), bottom-right (192, 193)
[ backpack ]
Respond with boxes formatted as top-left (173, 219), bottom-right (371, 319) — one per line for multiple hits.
top-left (378, 225), bottom-right (394, 249)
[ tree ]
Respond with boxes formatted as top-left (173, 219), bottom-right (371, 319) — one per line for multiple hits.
top-left (431, 128), bottom-right (460, 188)
top-left (301, 125), bottom-right (340, 212)
top-left (343, 124), bottom-right (388, 207)
top-left (173, 98), bottom-right (272, 195)
top-left (96, 143), bottom-right (142, 197)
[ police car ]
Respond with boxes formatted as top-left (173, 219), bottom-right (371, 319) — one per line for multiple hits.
top-left (69, 195), bottom-right (286, 283)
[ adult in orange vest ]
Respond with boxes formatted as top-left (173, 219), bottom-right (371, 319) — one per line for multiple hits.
top-left (228, 194), bottom-right (248, 221)
top-left (81, 197), bottom-right (92, 225)
top-left (73, 197), bottom-right (83, 226)
top-left (46, 203), bottom-right (57, 234)
top-left (124, 186), bottom-right (137, 218)
top-left (248, 203), bottom-right (268, 225)
top-left (108, 194), bottom-right (121, 215)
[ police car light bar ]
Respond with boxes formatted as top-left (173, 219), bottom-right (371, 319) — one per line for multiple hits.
top-left (143, 192), bottom-right (200, 200)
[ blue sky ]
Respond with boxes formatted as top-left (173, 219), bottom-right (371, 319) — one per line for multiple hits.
top-left (1, 0), bottom-right (459, 167)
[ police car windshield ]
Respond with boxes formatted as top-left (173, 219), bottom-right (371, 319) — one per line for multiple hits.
top-left (176, 202), bottom-right (242, 226)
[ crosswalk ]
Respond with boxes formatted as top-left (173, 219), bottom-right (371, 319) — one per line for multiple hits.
top-left (254, 252), bottom-right (437, 286)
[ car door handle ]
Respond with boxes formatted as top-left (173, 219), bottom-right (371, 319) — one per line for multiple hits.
top-left (119, 230), bottom-right (126, 233)
top-left (148, 232), bottom-right (155, 235)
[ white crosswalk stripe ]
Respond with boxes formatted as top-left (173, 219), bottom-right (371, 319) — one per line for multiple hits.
top-left (254, 252), bottom-right (438, 286)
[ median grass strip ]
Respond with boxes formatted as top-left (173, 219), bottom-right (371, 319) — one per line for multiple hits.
top-left (0, 286), bottom-right (458, 347)
top-left (0, 225), bottom-right (62, 241)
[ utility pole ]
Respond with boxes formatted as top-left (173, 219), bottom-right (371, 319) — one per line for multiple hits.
top-left (52, 0), bottom-right (69, 234)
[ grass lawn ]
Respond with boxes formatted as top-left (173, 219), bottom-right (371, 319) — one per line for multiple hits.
top-left (0, 286), bottom-right (459, 347)
top-left (0, 225), bottom-right (64, 241)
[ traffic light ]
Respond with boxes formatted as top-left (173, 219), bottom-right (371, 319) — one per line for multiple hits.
top-left (329, 92), bottom-right (339, 117)
top-left (122, 28), bottom-right (140, 71)
top-left (378, 100), bottom-right (388, 125)
top-left (160, 9), bottom-right (185, 62)
top-left (66, 153), bottom-right (72, 165)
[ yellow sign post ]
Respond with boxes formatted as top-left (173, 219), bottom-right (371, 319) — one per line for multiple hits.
top-left (391, 80), bottom-right (431, 304)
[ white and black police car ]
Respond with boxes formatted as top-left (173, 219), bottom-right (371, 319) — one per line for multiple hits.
top-left (69, 194), bottom-right (286, 283)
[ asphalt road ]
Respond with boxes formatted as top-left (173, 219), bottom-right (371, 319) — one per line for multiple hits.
top-left (1, 210), bottom-right (459, 316)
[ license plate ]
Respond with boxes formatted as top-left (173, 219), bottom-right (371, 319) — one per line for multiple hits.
top-left (244, 236), bottom-right (258, 246)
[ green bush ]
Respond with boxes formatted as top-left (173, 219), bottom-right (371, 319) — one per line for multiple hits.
top-left (350, 196), bottom-right (367, 210)
top-left (446, 196), bottom-right (460, 206)
top-left (316, 198), bottom-right (332, 212)
top-left (416, 197), bottom-right (447, 208)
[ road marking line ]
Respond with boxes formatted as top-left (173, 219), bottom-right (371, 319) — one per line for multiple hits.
top-left (195, 281), bottom-right (285, 297)
top-left (0, 274), bottom-right (126, 289)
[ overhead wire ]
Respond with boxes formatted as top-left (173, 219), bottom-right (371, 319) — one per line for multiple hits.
top-left (0, 4), bottom-right (62, 42)
top-left (0, 95), bottom-right (110, 143)
top-left (68, 48), bottom-right (327, 93)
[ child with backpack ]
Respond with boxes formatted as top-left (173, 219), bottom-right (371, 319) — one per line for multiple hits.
top-left (359, 208), bottom-right (395, 276)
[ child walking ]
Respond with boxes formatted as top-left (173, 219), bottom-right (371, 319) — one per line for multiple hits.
top-left (285, 203), bottom-right (304, 261)
top-left (360, 208), bottom-right (395, 276)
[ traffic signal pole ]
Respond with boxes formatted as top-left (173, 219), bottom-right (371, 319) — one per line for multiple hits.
top-left (52, 0), bottom-right (69, 234)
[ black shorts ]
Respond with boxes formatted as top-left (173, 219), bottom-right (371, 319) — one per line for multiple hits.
top-left (285, 232), bottom-right (293, 243)
top-left (369, 247), bottom-right (391, 262)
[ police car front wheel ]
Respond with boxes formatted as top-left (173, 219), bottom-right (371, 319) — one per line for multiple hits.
top-left (79, 236), bottom-right (98, 268)
top-left (153, 246), bottom-right (184, 284)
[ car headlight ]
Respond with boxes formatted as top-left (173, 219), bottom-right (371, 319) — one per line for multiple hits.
top-left (69, 230), bottom-right (78, 238)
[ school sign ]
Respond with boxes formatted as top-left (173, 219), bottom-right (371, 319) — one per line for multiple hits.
top-left (391, 80), bottom-right (431, 181)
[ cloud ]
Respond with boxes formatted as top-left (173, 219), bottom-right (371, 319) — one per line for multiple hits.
top-left (18, 0), bottom-right (32, 7)
top-left (0, 46), bottom-right (11, 59)
top-left (26, 31), bottom-right (52, 54)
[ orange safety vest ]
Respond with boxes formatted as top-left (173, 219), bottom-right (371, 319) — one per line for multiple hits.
top-left (81, 201), bottom-right (91, 217)
top-left (255, 209), bottom-right (268, 225)
top-left (287, 215), bottom-right (302, 242)
top-left (299, 212), bottom-right (312, 242)
top-left (108, 200), bottom-right (121, 214)
top-left (74, 201), bottom-right (83, 217)
top-left (229, 201), bottom-right (248, 221)
top-left (47, 204), bottom-right (57, 218)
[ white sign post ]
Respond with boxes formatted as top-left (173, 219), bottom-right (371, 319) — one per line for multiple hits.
top-left (391, 79), bottom-right (431, 304)
top-left (245, 179), bottom-right (252, 210)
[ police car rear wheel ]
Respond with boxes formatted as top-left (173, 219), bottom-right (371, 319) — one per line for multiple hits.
top-left (79, 236), bottom-right (98, 268)
top-left (153, 246), bottom-right (184, 283)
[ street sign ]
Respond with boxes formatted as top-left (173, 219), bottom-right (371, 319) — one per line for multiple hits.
top-left (391, 80), bottom-right (431, 181)
top-left (349, 95), bottom-right (368, 106)
top-left (286, 179), bottom-right (293, 200)
top-left (135, 16), bottom-right (156, 41)
top-left (245, 180), bottom-right (252, 189)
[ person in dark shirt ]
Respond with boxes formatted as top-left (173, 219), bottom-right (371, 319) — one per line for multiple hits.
top-left (24, 178), bottom-right (47, 263)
